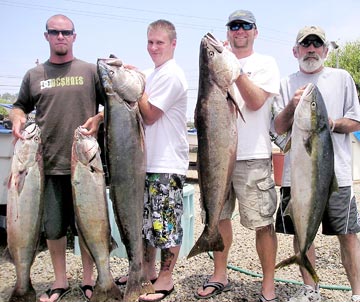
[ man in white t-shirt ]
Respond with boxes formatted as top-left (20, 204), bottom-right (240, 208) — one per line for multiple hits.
top-left (128, 19), bottom-right (188, 302)
top-left (195, 10), bottom-right (280, 302)
top-left (274, 26), bottom-right (360, 302)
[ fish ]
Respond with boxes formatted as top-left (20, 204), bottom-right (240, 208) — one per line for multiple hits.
top-left (97, 57), bottom-right (153, 302)
top-left (187, 33), bottom-right (241, 258)
top-left (71, 126), bottom-right (122, 301)
top-left (275, 83), bottom-right (338, 283)
top-left (5, 123), bottom-right (44, 302)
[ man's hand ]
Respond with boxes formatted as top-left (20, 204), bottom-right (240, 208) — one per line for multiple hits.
top-left (80, 112), bottom-right (104, 136)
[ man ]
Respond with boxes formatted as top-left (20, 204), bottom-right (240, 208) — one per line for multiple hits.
top-left (10, 14), bottom-right (104, 302)
top-left (116, 19), bottom-right (188, 302)
top-left (274, 26), bottom-right (360, 302)
top-left (195, 10), bottom-right (280, 302)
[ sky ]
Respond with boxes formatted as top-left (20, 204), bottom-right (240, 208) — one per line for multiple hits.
top-left (1, 0), bottom-right (360, 120)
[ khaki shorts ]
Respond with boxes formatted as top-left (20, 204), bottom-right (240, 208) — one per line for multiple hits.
top-left (220, 159), bottom-right (277, 229)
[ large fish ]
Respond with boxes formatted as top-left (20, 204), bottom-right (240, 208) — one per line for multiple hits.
top-left (275, 83), bottom-right (338, 283)
top-left (6, 123), bottom-right (43, 302)
top-left (97, 57), bottom-right (153, 302)
top-left (71, 126), bottom-right (121, 301)
top-left (188, 33), bottom-right (241, 258)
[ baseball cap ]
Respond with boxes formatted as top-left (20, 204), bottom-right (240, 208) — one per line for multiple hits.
top-left (296, 26), bottom-right (326, 43)
top-left (226, 10), bottom-right (256, 26)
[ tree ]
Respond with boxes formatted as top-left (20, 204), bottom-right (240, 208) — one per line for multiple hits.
top-left (325, 40), bottom-right (360, 98)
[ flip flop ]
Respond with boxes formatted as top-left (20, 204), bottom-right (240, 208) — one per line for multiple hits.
top-left (79, 284), bottom-right (94, 302)
top-left (194, 280), bottom-right (232, 299)
top-left (259, 294), bottom-right (279, 302)
top-left (115, 275), bottom-right (157, 286)
top-left (42, 287), bottom-right (71, 302)
top-left (138, 286), bottom-right (174, 302)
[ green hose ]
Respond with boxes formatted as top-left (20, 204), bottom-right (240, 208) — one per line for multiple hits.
top-left (207, 252), bottom-right (351, 291)
top-left (216, 213), bottom-right (352, 291)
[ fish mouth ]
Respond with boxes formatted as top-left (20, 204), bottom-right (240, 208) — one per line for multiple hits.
top-left (204, 32), bottom-right (224, 53)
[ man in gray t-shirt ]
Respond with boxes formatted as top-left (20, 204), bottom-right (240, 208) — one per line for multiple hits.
top-left (274, 26), bottom-right (360, 302)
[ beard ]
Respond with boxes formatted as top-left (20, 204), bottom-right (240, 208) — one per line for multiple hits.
top-left (298, 53), bottom-right (325, 73)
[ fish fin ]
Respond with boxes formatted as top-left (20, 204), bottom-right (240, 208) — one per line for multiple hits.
top-left (302, 253), bottom-right (320, 284)
top-left (187, 227), bottom-right (224, 259)
top-left (283, 201), bottom-right (292, 217)
top-left (227, 90), bottom-right (245, 123)
top-left (2, 246), bottom-right (14, 263)
top-left (275, 253), bottom-right (299, 269)
top-left (304, 134), bottom-right (313, 155)
top-left (330, 174), bottom-right (339, 195)
top-left (283, 137), bottom-right (292, 153)
top-left (110, 235), bottom-right (118, 252)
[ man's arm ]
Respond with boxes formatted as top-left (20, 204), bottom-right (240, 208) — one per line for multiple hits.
top-left (138, 92), bottom-right (163, 125)
top-left (330, 118), bottom-right (360, 134)
top-left (235, 74), bottom-right (270, 111)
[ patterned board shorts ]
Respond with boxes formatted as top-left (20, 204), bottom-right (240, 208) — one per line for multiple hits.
top-left (142, 173), bottom-right (186, 249)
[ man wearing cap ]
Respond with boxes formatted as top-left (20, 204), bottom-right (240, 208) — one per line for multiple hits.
top-left (274, 26), bottom-right (360, 302)
top-left (195, 10), bottom-right (280, 302)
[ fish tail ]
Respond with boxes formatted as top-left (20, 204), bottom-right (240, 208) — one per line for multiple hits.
top-left (2, 246), bottom-right (14, 263)
top-left (187, 227), bottom-right (224, 259)
top-left (91, 284), bottom-right (123, 302)
top-left (275, 253), bottom-right (299, 270)
top-left (302, 254), bottom-right (320, 284)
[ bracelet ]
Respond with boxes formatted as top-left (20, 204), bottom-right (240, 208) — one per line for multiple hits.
top-left (331, 120), bottom-right (336, 132)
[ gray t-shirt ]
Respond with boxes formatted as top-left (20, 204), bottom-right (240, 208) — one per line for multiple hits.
top-left (273, 67), bottom-right (360, 187)
top-left (14, 58), bottom-right (104, 175)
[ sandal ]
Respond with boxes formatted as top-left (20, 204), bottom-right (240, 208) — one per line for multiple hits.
top-left (259, 294), bottom-right (279, 302)
top-left (138, 286), bottom-right (174, 302)
top-left (115, 275), bottom-right (157, 286)
top-left (194, 280), bottom-right (231, 299)
top-left (41, 287), bottom-right (71, 302)
top-left (79, 285), bottom-right (94, 302)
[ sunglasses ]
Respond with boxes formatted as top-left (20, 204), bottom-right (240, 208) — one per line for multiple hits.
top-left (47, 29), bottom-right (74, 37)
top-left (299, 39), bottom-right (324, 48)
top-left (228, 23), bottom-right (255, 31)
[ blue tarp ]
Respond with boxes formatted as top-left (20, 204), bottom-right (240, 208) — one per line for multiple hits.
top-left (354, 131), bottom-right (360, 141)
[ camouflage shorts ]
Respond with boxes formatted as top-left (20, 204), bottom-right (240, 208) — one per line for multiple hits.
top-left (142, 173), bottom-right (186, 249)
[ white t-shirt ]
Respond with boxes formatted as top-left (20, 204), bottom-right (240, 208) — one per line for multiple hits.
top-left (144, 59), bottom-right (189, 175)
top-left (274, 67), bottom-right (360, 187)
top-left (235, 53), bottom-right (280, 160)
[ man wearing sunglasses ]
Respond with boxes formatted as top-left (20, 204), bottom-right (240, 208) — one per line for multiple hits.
top-left (195, 10), bottom-right (280, 302)
top-left (274, 26), bottom-right (360, 302)
top-left (10, 14), bottom-right (105, 302)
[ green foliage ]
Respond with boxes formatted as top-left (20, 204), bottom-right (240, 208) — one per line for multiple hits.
top-left (0, 98), bottom-right (12, 117)
top-left (187, 121), bottom-right (195, 129)
top-left (325, 40), bottom-right (360, 96)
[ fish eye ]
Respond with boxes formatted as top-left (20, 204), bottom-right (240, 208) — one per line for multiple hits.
top-left (310, 101), bottom-right (317, 110)
top-left (208, 50), bottom-right (214, 57)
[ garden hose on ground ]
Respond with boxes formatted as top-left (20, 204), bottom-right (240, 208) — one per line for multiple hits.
top-left (207, 252), bottom-right (351, 291)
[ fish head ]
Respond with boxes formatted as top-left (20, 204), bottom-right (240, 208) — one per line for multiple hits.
top-left (200, 33), bottom-right (240, 89)
top-left (97, 57), bottom-right (145, 103)
top-left (13, 123), bottom-right (41, 168)
top-left (73, 126), bottom-right (100, 167)
top-left (294, 83), bottom-right (329, 133)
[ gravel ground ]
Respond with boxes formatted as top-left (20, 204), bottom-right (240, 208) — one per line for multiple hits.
top-left (1, 175), bottom-right (359, 302)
